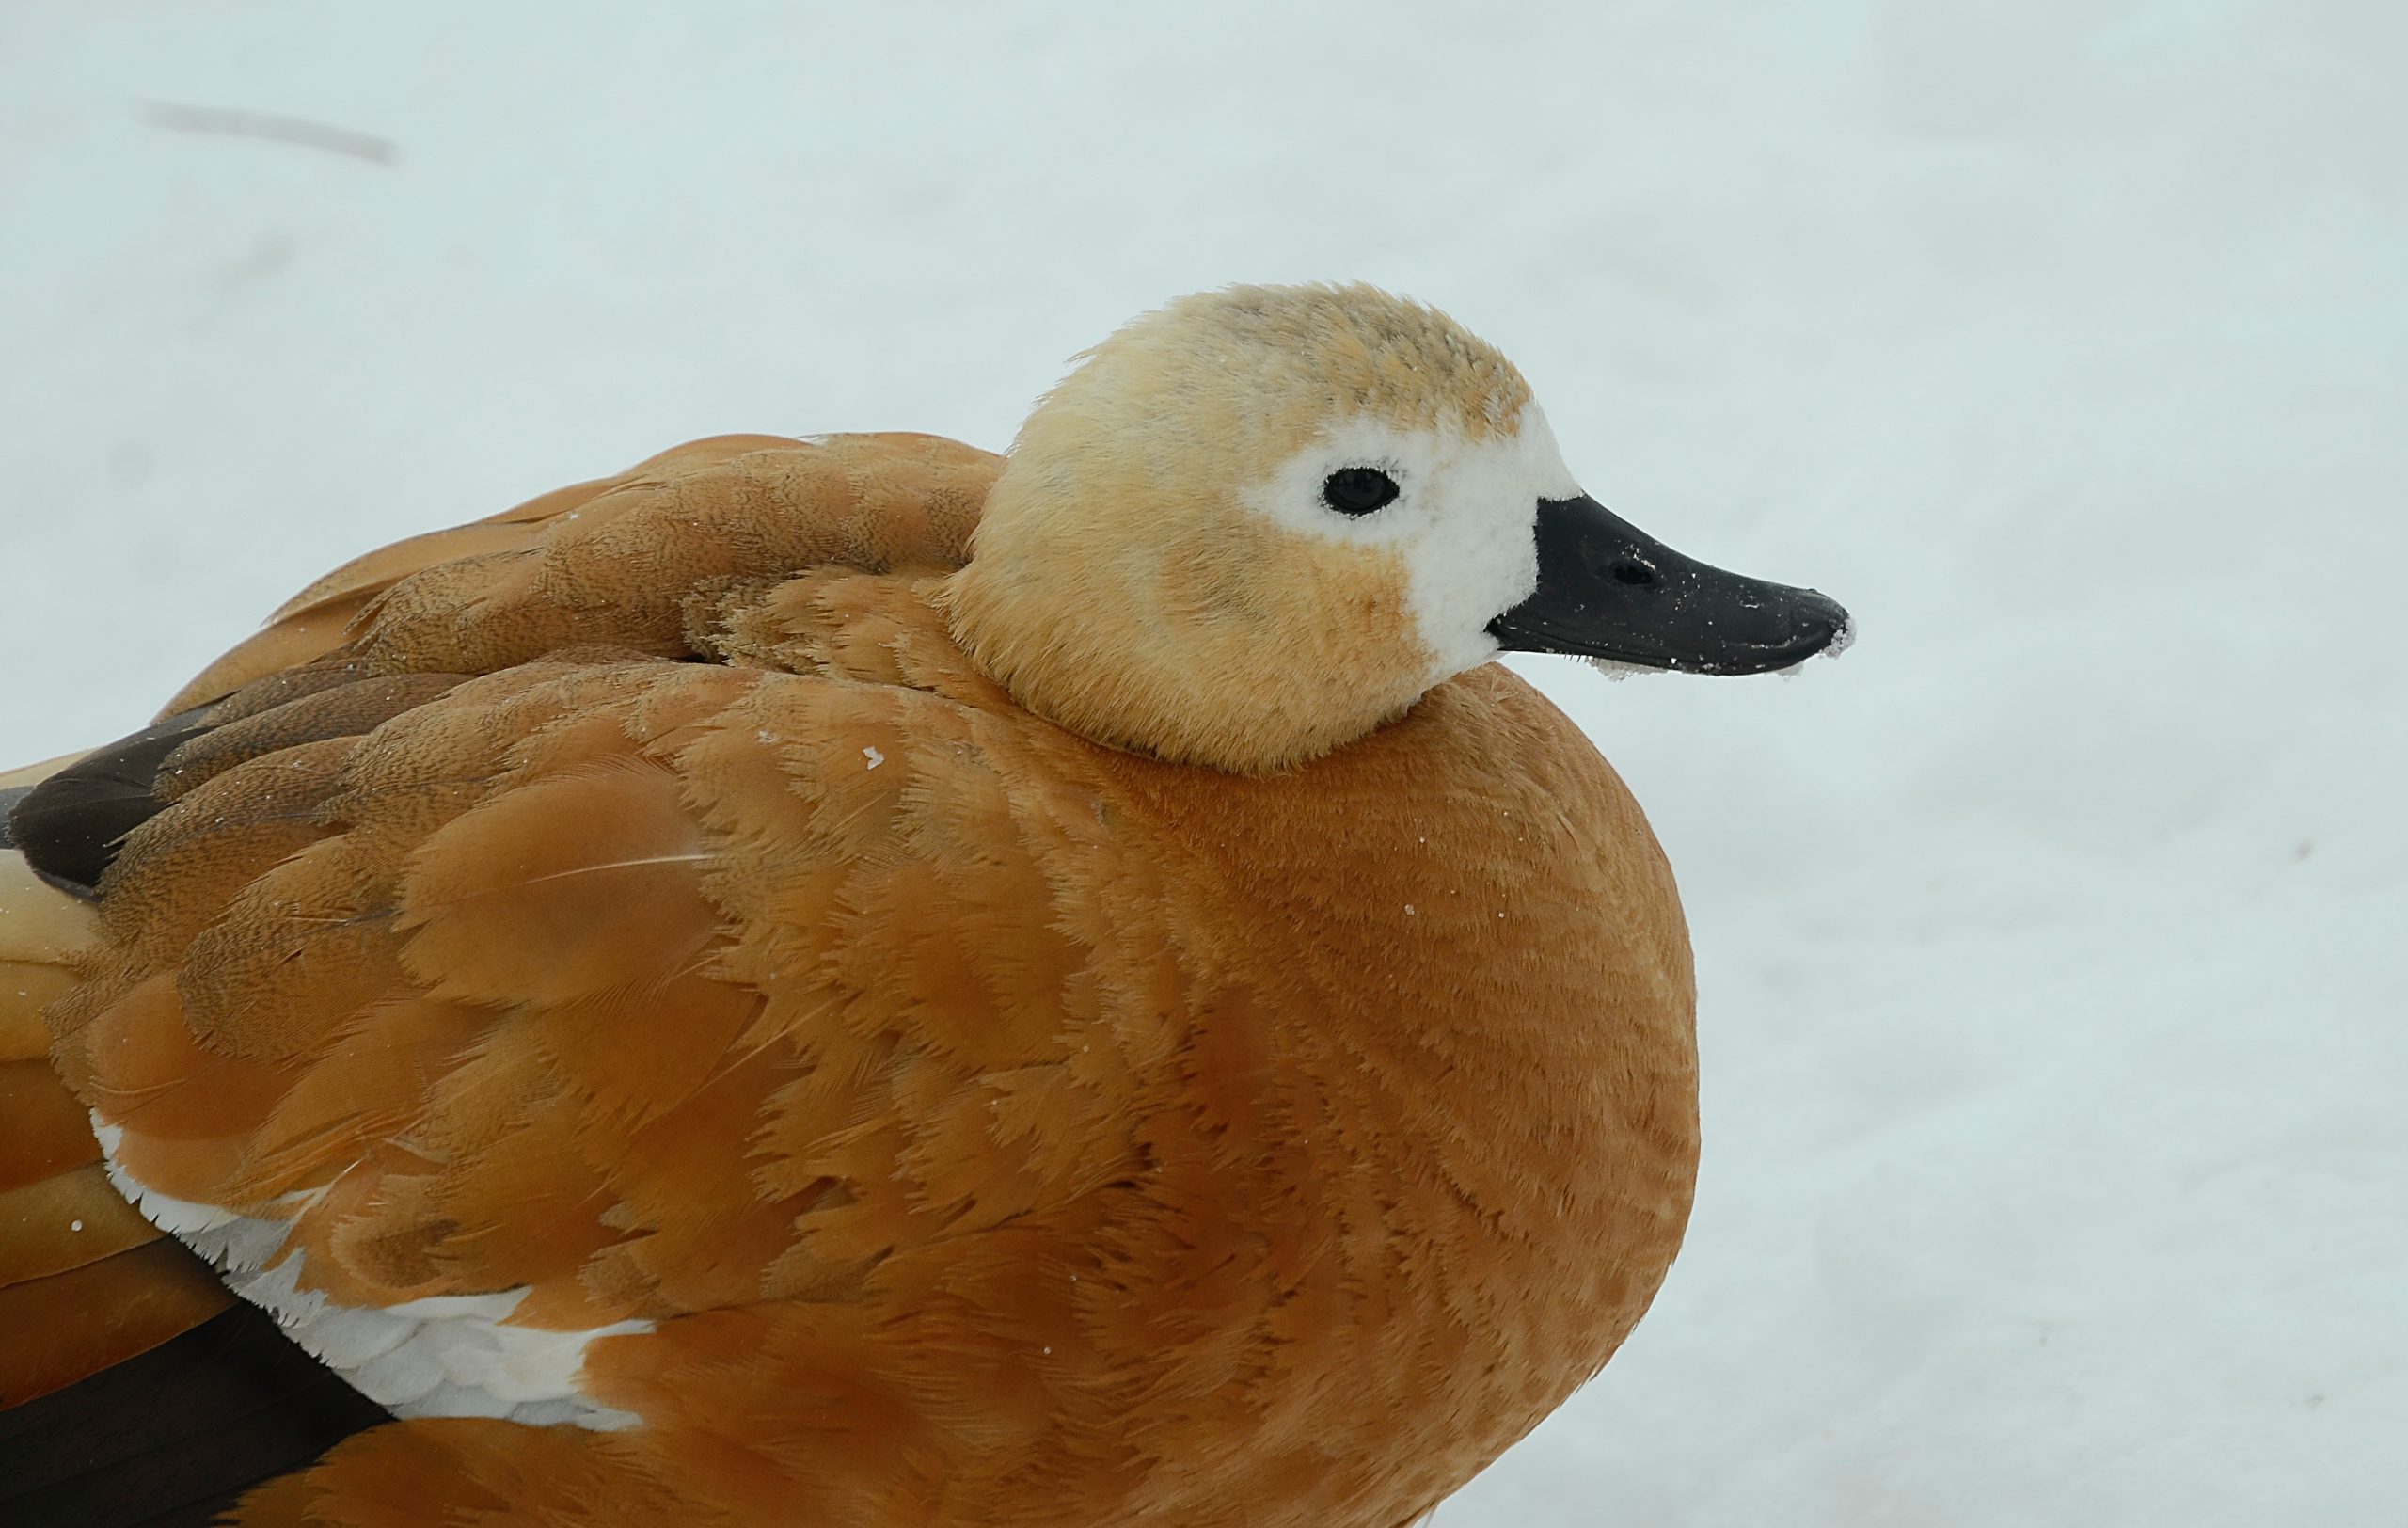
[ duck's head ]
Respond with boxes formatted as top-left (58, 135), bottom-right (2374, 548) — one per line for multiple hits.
top-left (943, 283), bottom-right (1849, 774)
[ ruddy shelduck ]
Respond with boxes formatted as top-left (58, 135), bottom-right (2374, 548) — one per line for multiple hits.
top-left (0, 284), bottom-right (1848, 1527)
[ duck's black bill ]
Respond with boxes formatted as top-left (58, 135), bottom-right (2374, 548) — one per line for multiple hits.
top-left (1486, 495), bottom-right (1850, 675)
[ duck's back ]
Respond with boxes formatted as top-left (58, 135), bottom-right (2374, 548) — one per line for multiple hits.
top-left (1, 432), bottom-right (1697, 1528)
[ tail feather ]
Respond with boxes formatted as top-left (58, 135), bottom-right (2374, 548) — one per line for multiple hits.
top-left (2, 756), bottom-right (234, 1412)
top-left (0, 1292), bottom-right (386, 1528)
top-left (0, 455), bottom-right (647, 1513)
top-left (5, 752), bottom-right (393, 1525)
top-left (0, 1238), bottom-right (232, 1409)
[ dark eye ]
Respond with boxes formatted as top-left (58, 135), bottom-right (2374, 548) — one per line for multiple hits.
top-left (1322, 467), bottom-right (1400, 517)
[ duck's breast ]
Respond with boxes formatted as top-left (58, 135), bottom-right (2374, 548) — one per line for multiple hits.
top-left (1034, 662), bottom-right (1701, 1522)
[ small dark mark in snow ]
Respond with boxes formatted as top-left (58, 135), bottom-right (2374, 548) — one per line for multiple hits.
top-left (137, 101), bottom-right (398, 165)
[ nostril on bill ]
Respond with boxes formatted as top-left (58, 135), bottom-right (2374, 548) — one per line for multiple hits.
top-left (1609, 560), bottom-right (1656, 586)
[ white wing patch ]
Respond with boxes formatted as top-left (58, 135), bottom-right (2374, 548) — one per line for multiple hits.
top-left (92, 1119), bottom-right (652, 1429)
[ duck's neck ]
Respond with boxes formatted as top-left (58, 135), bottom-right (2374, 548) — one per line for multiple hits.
top-left (940, 476), bottom-right (1438, 775)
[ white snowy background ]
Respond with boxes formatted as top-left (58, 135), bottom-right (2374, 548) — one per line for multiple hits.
top-left (3, 3), bottom-right (2401, 1523)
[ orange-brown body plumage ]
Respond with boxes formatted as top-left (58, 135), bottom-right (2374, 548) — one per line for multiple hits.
top-left (0, 291), bottom-right (1744, 1527)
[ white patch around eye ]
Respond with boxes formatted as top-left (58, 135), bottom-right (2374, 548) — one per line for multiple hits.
top-left (1240, 404), bottom-right (1583, 683)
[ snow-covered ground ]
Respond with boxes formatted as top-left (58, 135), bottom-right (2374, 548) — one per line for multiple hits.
top-left (3, 4), bottom-right (2400, 1522)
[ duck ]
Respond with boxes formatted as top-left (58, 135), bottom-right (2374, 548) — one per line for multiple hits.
top-left (0, 282), bottom-right (1847, 1528)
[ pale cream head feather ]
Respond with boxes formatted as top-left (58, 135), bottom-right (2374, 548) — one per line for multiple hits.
top-left (943, 283), bottom-right (1583, 774)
